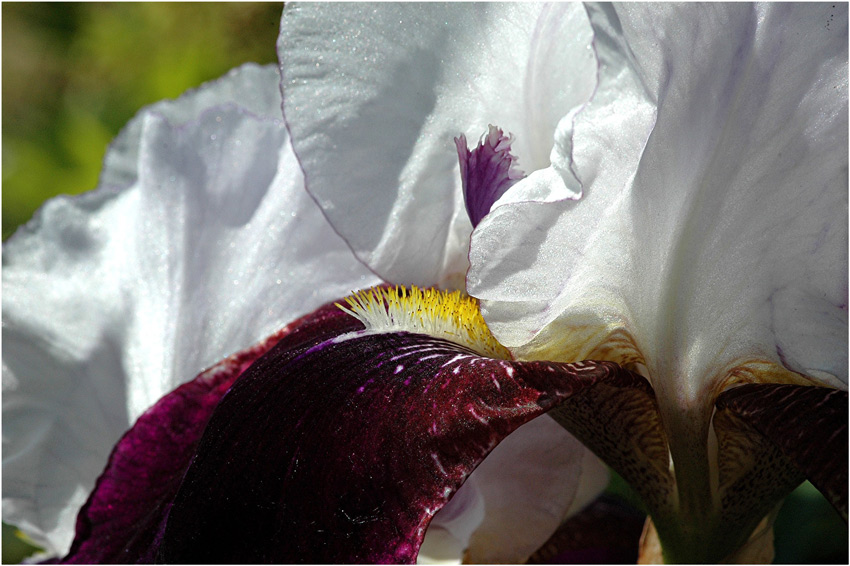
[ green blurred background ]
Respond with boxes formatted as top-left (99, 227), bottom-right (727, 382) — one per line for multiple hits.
top-left (3, 2), bottom-right (282, 240)
top-left (1, 3), bottom-right (846, 564)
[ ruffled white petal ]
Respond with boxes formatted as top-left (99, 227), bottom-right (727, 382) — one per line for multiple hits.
top-left (470, 2), bottom-right (848, 412)
top-left (2, 63), bottom-right (380, 555)
top-left (278, 3), bottom-right (596, 286)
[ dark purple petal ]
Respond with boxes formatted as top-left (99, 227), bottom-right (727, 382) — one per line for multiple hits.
top-left (715, 384), bottom-right (848, 521)
top-left (60, 302), bottom-right (356, 564)
top-left (456, 125), bottom-right (524, 227)
top-left (158, 329), bottom-right (644, 563)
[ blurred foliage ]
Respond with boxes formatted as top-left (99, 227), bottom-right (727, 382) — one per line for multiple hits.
top-left (773, 482), bottom-right (848, 564)
top-left (1, 3), bottom-right (847, 565)
top-left (2, 2), bottom-right (282, 239)
top-left (3, 523), bottom-right (42, 564)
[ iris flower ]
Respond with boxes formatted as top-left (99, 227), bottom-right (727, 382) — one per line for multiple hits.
top-left (3, 3), bottom-right (847, 564)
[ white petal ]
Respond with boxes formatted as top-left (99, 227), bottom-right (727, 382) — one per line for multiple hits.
top-left (469, 2), bottom-right (657, 348)
top-left (431, 416), bottom-right (607, 564)
top-left (278, 3), bottom-right (595, 286)
top-left (2, 63), bottom-right (380, 555)
top-left (470, 3), bottom-right (848, 410)
top-left (99, 64), bottom-right (286, 191)
top-left (418, 476), bottom-right (485, 564)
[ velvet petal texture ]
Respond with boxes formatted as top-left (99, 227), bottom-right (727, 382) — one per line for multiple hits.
top-left (61, 350), bottom-right (259, 564)
top-left (278, 3), bottom-right (596, 287)
top-left (2, 64), bottom-right (380, 556)
top-left (56, 295), bottom-right (610, 564)
top-left (60, 303), bottom-right (355, 563)
top-left (154, 316), bottom-right (642, 563)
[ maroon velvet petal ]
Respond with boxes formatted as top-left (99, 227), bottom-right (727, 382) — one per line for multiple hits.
top-left (715, 384), bottom-right (848, 520)
top-left (60, 302), bottom-right (356, 563)
top-left (158, 329), bottom-right (641, 563)
top-left (456, 125), bottom-right (524, 227)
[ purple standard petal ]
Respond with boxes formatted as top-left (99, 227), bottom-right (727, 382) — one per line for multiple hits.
top-left (60, 303), bottom-right (356, 563)
top-left (157, 314), bottom-right (644, 562)
top-left (715, 384), bottom-right (848, 521)
top-left (456, 126), bottom-right (525, 227)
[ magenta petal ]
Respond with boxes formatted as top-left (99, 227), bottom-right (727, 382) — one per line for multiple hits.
top-left (61, 352), bottom-right (264, 564)
top-left (715, 384), bottom-right (848, 520)
top-left (158, 329), bottom-right (638, 563)
top-left (60, 303), bottom-right (355, 563)
top-left (456, 125), bottom-right (524, 227)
